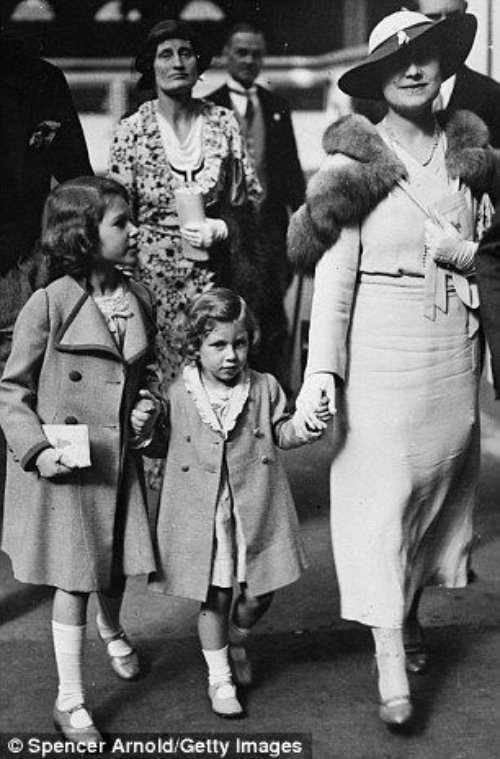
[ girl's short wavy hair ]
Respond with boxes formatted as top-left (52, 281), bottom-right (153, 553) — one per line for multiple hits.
top-left (184, 287), bottom-right (260, 363)
top-left (134, 18), bottom-right (213, 90)
top-left (40, 176), bottom-right (129, 282)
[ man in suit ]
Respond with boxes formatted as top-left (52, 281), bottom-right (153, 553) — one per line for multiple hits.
top-left (416, 0), bottom-right (500, 147)
top-left (477, 202), bottom-right (500, 394)
top-left (0, 35), bottom-right (93, 514)
top-left (208, 23), bottom-right (305, 389)
top-left (0, 36), bottom-right (93, 338)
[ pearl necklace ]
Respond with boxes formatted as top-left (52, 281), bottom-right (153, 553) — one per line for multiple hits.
top-left (384, 120), bottom-right (441, 167)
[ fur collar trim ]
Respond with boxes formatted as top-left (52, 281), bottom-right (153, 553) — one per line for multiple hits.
top-left (288, 110), bottom-right (493, 274)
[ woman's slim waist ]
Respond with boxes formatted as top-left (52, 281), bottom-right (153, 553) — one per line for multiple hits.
top-left (356, 271), bottom-right (457, 297)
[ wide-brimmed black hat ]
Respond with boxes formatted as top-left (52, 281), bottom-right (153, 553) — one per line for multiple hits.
top-left (135, 19), bottom-right (214, 90)
top-left (338, 10), bottom-right (477, 101)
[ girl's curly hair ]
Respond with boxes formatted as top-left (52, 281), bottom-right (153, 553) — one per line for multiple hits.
top-left (40, 176), bottom-right (129, 283)
top-left (184, 287), bottom-right (260, 363)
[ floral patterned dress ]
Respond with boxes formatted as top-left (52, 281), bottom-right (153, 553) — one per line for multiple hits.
top-left (108, 99), bottom-right (260, 387)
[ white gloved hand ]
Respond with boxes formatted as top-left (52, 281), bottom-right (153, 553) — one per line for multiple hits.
top-left (294, 372), bottom-right (337, 438)
top-left (425, 216), bottom-right (477, 275)
top-left (180, 219), bottom-right (228, 249)
top-left (292, 388), bottom-right (333, 442)
top-left (291, 409), bottom-right (324, 442)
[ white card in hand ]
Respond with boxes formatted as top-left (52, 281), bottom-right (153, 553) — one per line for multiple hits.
top-left (42, 424), bottom-right (91, 468)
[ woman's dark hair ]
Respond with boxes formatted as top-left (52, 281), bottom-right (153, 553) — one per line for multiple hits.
top-left (134, 18), bottom-right (213, 90)
top-left (184, 287), bottom-right (260, 362)
top-left (41, 176), bottom-right (129, 282)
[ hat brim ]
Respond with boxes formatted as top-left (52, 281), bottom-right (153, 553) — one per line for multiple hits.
top-left (338, 14), bottom-right (477, 101)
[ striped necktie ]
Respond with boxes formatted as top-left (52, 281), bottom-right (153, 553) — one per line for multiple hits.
top-left (245, 93), bottom-right (255, 129)
top-left (228, 86), bottom-right (256, 127)
top-left (244, 93), bottom-right (255, 127)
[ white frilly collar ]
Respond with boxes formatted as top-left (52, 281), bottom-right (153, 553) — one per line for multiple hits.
top-left (183, 364), bottom-right (250, 438)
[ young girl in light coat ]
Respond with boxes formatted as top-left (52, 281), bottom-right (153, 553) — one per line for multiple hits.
top-left (150, 287), bottom-right (329, 717)
top-left (0, 176), bottom-right (163, 744)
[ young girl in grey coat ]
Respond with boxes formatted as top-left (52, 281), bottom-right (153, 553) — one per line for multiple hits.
top-left (0, 177), bottom-right (163, 745)
top-left (150, 287), bottom-right (329, 717)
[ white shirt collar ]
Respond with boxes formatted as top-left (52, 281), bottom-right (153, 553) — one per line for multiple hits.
top-left (227, 75), bottom-right (257, 97)
top-left (438, 75), bottom-right (456, 110)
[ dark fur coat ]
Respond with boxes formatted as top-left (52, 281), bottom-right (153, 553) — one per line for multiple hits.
top-left (288, 111), bottom-right (496, 275)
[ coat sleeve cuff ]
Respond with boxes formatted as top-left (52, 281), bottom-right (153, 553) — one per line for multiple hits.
top-left (21, 440), bottom-right (53, 471)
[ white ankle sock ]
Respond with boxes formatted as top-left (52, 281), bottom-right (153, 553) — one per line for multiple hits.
top-left (96, 612), bottom-right (132, 657)
top-left (52, 621), bottom-right (86, 712)
top-left (202, 646), bottom-right (232, 686)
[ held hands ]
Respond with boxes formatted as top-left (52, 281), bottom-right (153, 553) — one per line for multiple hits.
top-left (293, 373), bottom-right (337, 441)
top-left (130, 389), bottom-right (161, 442)
top-left (36, 448), bottom-right (78, 479)
top-left (425, 214), bottom-right (477, 274)
top-left (180, 219), bottom-right (228, 249)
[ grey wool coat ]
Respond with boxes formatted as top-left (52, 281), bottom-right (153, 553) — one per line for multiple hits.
top-left (149, 369), bottom-right (308, 602)
top-left (0, 275), bottom-right (159, 592)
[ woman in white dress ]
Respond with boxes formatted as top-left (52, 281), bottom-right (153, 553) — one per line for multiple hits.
top-left (289, 10), bottom-right (494, 727)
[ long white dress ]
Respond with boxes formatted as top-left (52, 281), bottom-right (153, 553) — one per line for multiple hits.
top-left (306, 132), bottom-right (481, 629)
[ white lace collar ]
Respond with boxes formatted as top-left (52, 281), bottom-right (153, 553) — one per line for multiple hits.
top-left (182, 364), bottom-right (250, 438)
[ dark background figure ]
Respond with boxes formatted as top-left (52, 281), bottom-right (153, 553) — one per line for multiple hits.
top-left (414, 0), bottom-right (500, 147)
top-left (208, 22), bottom-right (305, 391)
top-left (0, 33), bottom-right (93, 519)
top-left (0, 34), bottom-right (93, 337)
top-left (477, 202), bottom-right (500, 394)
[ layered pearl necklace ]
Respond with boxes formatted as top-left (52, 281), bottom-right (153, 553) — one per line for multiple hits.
top-left (383, 119), bottom-right (441, 167)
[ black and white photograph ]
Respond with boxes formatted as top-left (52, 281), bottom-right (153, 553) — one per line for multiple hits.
top-left (1, 1), bottom-right (500, 757)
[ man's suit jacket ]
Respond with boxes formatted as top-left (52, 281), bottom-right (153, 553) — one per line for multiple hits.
top-left (207, 84), bottom-right (305, 381)
top-left (447, 66), bottom-right (500, 148)
top-left (477, 204), bottom-right (500, 395)
top-left (0, 50), bottom-right (93, 328)
top-left (208, 84), bottom-right (305, 235)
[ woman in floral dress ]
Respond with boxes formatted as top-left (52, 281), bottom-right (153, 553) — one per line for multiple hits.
top-left (108, 20), bottom-right (260, 399)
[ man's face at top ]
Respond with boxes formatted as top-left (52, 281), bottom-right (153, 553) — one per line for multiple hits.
top-left (224, 31), bottom-right (265, 88)
top-left (417, 0), bottom-right (467, 20)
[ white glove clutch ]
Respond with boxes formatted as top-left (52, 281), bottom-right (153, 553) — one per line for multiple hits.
top-left (425, 218), bottom-right (477, 275)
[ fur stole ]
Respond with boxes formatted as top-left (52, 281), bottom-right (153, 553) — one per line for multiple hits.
top-left (288, 110), bottom-right (494, 274)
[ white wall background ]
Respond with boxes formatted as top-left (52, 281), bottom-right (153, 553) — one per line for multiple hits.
top-left (467, 0), bottom-right (499, 78)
